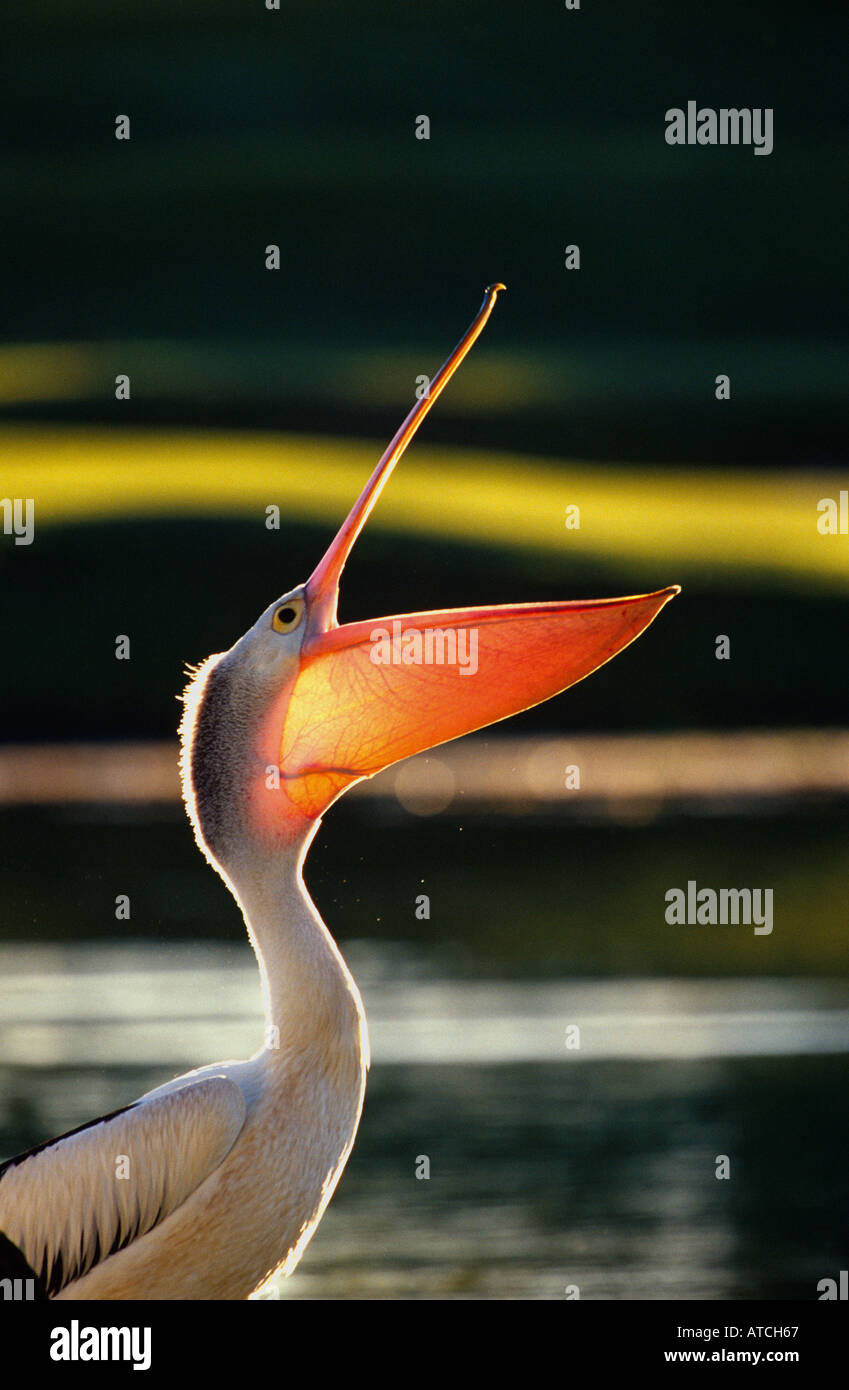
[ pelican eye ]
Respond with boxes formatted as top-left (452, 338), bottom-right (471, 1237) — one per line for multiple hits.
top-left (272, 600), bottom-right (304, 634)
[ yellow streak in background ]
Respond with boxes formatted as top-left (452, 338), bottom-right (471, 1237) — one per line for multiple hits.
top-left (2, 424), bottom-right (847, 591)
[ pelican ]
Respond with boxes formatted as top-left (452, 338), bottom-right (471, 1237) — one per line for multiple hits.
top-left (0, 285), bottom-right (678, 1299)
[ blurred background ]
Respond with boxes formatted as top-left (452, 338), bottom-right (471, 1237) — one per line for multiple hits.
top-left (1, 0), bottom-right (847, 1298)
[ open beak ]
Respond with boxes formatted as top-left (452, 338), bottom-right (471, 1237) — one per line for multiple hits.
top-left (282, 285), bottom-right (679, 820)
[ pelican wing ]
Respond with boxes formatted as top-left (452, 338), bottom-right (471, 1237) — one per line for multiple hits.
top-left (0, 1075), bottom-right (246, 1296)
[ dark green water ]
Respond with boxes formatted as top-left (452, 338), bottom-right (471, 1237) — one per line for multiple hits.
top-left (3, 801), bottom-right (848, 976)
top-left (0, 1050), bottom-right (845, 1300)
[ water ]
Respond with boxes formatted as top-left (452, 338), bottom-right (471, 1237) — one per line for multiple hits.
top-left (1, 799), bottom-right (846, 1297)
top-left (1, 941), bottom-right (846, 1300)
top-left (298, 1055), bottom-right (846, 1300)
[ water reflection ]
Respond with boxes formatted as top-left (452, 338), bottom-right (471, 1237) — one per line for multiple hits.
top-left (1, 943), bottom-right (848, 1066)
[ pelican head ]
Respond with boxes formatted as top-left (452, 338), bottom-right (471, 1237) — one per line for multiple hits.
top-left (180, 285), bottom-right (679, 883)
